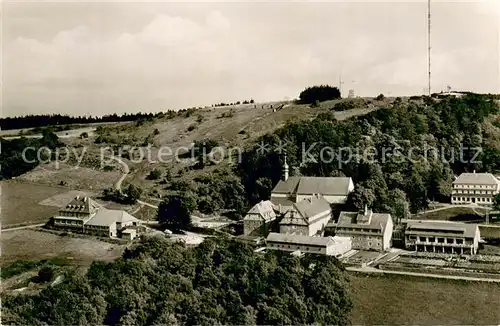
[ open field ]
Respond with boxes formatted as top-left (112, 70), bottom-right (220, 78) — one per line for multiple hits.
top-left (1, 181), bottom-right (69, 227)
top-left (0, 229), bottom-right (126, 266)
top-left (416, 206), bottom-right (490, 222)
top-left (17, 162), bottom-right (121, 191)
top-left (349, 273), bottom-right (500, 324)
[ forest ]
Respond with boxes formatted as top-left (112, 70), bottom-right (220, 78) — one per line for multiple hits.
top-left (2, 236), bottom-right (352, 325)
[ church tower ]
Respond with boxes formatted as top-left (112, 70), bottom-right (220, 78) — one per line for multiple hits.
top-left (283, 153), bottom-right (289, 181)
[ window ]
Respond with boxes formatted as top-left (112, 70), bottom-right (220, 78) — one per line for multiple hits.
top-left (456, 239), bottom-right (463, 245)
top-left (446, 238), bottom-right (454, 244)
top-left (438, 238), bottom-right (445, 243)
top-left (428, 237), bottom-right (435, 243)
top-left (419, 236), bottom-right (427, 242)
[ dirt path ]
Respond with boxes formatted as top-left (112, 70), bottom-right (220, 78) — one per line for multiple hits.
top-left (110, 156), bottom-right (159, 209)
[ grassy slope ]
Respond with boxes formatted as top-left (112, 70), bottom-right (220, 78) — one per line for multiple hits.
top-left (349, 273), bottom-right (500, 325)
top-left (95, 98), bottom-right (384, 199)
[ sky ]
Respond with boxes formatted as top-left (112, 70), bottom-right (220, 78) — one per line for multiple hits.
top-left (2, 0), bottom-right (500, 117)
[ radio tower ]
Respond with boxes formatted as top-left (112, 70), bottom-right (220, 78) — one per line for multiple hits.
top-left (427, 0), bottom-right (431, 95)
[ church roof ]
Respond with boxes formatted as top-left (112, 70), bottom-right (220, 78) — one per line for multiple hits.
top-left (272, 176), bottom-right (352, 196)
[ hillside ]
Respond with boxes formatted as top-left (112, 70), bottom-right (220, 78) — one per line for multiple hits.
top-left (18, 97), bottom-right (389, 200)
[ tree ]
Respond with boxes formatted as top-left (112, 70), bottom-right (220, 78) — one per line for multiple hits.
top-left (125, 184), bottom-right (142, 204)
top-left (493, 194), bottom-right (500, 211)
top-left (375, 94), bottom-right (385, 100)
top-left (80, 132), bottom-right (89, 139)
top-left (37, 266), bottom-right (55, 283)
top-left (299, 85), bottom-right (341, 104)
top-left (158, 193), bottom-right (196, 230)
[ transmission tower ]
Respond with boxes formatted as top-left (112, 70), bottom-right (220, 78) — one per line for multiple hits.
top-left (427, 0), bottom-right (431, 95)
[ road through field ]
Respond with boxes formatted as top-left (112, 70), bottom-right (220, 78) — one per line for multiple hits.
top-left (347, 265), bottom-right (500, 282)
top-left (2, 223), bottom-right (45, 232)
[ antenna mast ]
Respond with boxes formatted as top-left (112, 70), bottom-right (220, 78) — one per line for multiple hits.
top-left (427, 0), bottom-right (431, 95)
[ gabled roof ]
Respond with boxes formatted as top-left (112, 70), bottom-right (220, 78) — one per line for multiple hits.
top-left (266, 232), bottom-right (335, 247)
top-left (271, 176), bottom-right (352, 196)
top-left (337, 211), bottom-right (392, 231)
top-left (293, 196), bottom-right (331, 220)
top-left (58, 196), bottom-right (100, 216)
top-left (296, 177), bottom-right (352, 196)
top-left (85, 208), bottom-right (140, 227)
top-left (453, 173), bottom-right (499, 185)
top-left (271, 177), bottom-right (301, 194)
top-left (403, 219), bottom-right (478, 238)
top-left (244, 200), bottom-right (276, 222)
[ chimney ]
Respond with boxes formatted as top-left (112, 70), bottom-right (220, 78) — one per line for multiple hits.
top-left (473, 170), bottom-right (476, 174)
top-left (364, 204), bottom-right (368, 216)
top-left (83, 197), bottom-right (87, 202)
top-left (76, 195), bottom-right (80, 200)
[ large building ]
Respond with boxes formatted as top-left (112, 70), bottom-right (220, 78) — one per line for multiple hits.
top-left (243, 200), bottom-right (277, 235)
top-left (270, 157), bottom-right (354, 213)
top-left (335, 207), bottom-right (393, 251)
top-left (279, 195), bottom-right (332, 236)
top-left (266, 232), bottom-right (352, 256)
top-left (451, 172), bottom-right (500, 205)
top-left (53, 196), bottom-right (140, 239)
top-left (402, 219), bottom-right (480, 255)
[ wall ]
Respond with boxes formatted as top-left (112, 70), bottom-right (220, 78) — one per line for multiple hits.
top-left (267, 241), bottom-right (327, 255)
top-left (383, 218), bottom-right (394, 250)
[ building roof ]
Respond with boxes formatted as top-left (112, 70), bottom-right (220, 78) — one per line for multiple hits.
top-left (244, 200), bottom-right (276, 222)
top-left (85, 208), bottom-right (140, 227)
top-left (271, 176), bottom-right (352, 196)
top-left (296, 177), bottom-right (352, 196)
top-left (272, 177), bottom-right (301, 194)
top-left (292, 195), bottom-right (331, 221)
top-left (453, 173), bottom-right (499, 185)
top-left (58, 196), bottom-right (100, 216)
top-left (337, 210), bottom-right (392, 231)
top-left (266, 232), bottom-right (335, 247)
top-left (403, 219), bottom-right (478, 238)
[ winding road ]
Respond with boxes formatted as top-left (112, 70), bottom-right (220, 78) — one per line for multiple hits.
top-left (109, 155), bottom-right (158, 209)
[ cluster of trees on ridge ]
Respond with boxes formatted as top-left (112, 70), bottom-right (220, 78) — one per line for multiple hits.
top-left (2, 236), bottom-right (352, 325)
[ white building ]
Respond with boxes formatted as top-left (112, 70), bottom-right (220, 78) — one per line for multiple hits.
top-left (270, 156), bottom-right (354, 213)
top-left (451, 172), bottom-right (500, 205)
top-left (53, 196), bottom-right (140, 238)
top-left (266, 232), bottom-right (352, 256)
top-left (243, 200), bottom-right (277, 235)
top-left (335, 206), bottom-right (393, 251)
top-left (279, 195), bottom-right (332, 236)
top-left (402, 219), bottom-right (480, 255)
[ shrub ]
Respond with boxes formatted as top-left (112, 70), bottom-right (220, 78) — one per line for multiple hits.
top-left (79, 132), bottom-right (89, 139)
top-left (153, 128), bottom-right (160, 135)
top-left (187, 124), bottom-right (196, 132)
top-left (375, 94), bottom-right (385, 100)
top-left (148, 169), bottom-right (162, 180)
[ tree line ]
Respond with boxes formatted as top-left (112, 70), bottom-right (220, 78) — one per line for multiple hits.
top-left (0, 112), bottom-right (164, 131)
